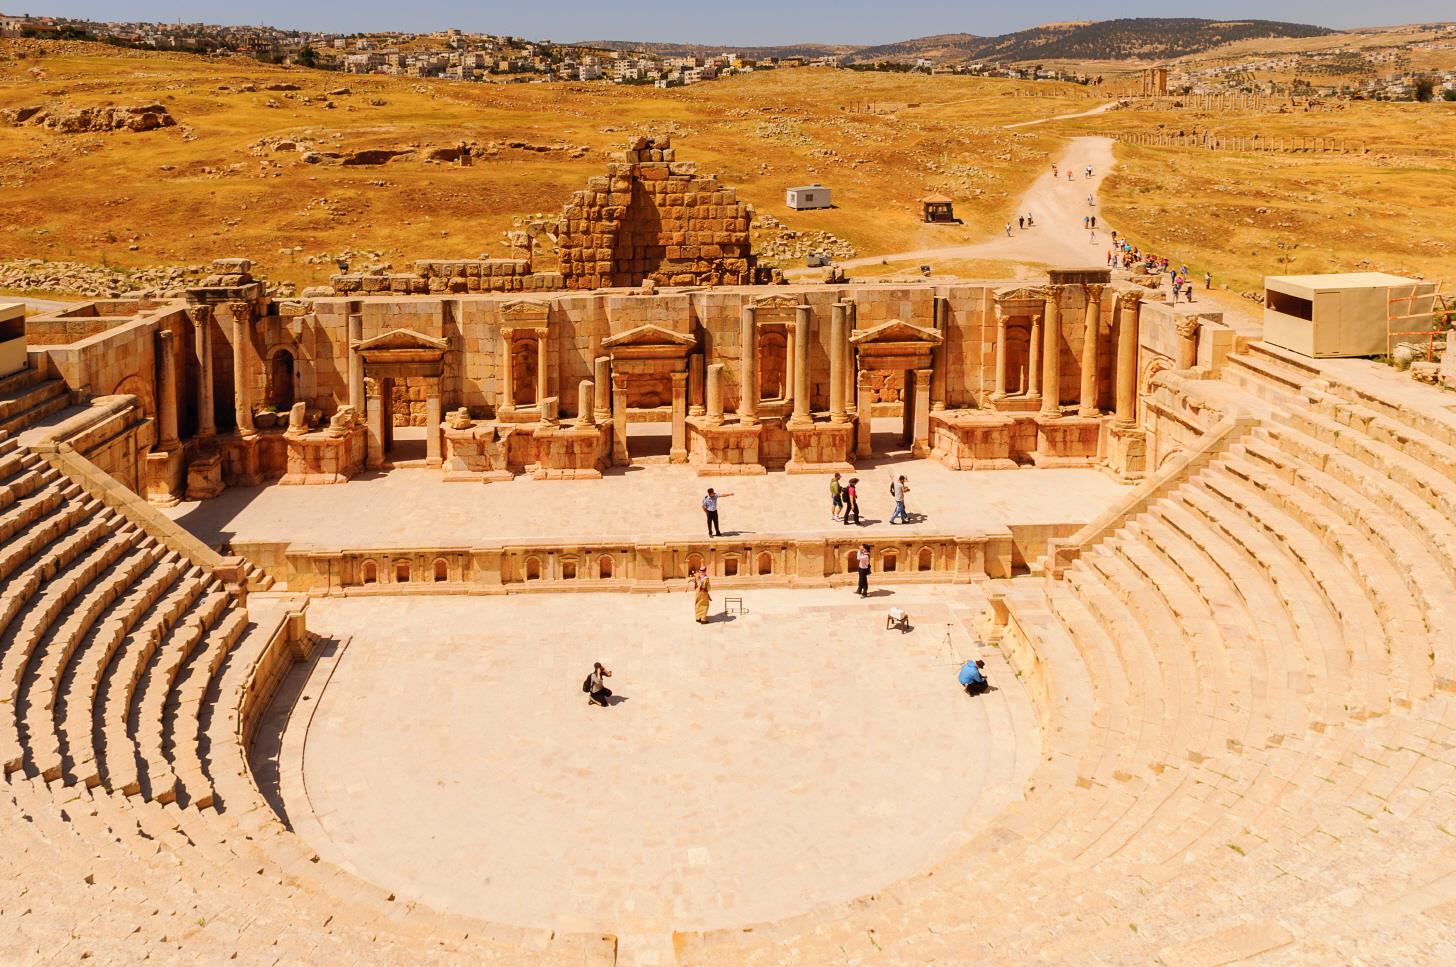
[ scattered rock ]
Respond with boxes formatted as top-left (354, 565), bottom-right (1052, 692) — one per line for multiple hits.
top-left (7, 102), bottom-right (176, 133)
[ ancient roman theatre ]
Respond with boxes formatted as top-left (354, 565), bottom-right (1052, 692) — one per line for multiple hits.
top-left (3, 138), bottom-right (1456, 966)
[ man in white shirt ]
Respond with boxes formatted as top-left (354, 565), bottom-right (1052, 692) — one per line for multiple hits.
top-left (702, 487), bottom-right (732, 537)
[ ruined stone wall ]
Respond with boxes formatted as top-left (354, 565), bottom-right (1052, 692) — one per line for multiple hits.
top-left (556, 136), bottom-right (754, 290)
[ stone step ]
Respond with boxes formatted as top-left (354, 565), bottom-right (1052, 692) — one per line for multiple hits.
top-left (0, 378), bottom-right (69, 435)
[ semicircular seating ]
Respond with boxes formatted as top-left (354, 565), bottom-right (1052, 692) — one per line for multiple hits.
top-left (5, 347), bottom-right (1456, 965)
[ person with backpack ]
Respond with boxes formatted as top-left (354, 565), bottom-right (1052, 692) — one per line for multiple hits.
top-left (584, 662), bottom-right (613, 707)
top-left (842, 477), bottom-right (860, 526)
top-left (855, 543), bottom-right (871, 597)
top-left (829, 472), bottom-right (844, 521)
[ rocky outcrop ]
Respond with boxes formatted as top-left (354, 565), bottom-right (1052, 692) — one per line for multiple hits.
top-left (6, 102), bottom-right (176, 133)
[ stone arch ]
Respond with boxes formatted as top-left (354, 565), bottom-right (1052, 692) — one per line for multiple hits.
top-left (433, 558), bottom-right (448, 582)
top-left (524, 556), bottom-right (542, 581)
top-left (756, 552), bottom-right (773, 576)
top-left (882, 550), bottom-right (898, 572)
top-left (917, 547), bottom-right (934, 572)
top-left (597, 555), bottom-right (614, 579)
top-left (361, 560), bottom-right (378, 585)
top-left (394, 559), bottom-right (411, 583)
top-left (685, 552), bottom-right (704, 577)
top-left (111, 374), bottom-right (153, 417)
top-left (1157, 447), bottom-right (1186, 470)
top-left (562, 558), bottom-right (578, 580)
top-left (1140, 355), bottom-right (1172, 396)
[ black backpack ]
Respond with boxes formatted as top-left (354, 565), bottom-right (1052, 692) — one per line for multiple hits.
top-left (582, 674), bottom-right (593, 693)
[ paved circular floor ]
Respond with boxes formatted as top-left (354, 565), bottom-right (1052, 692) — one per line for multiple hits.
top-left (285, 589), bottom-right (1039, 933)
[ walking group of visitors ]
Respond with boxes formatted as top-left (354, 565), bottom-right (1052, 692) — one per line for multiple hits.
top-left (1105, 241), bottom-right (1211, 303)
top-left (828, 472), bottom-right (913, 526)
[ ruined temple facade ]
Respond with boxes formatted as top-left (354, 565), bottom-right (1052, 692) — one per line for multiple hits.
top-left (21, 258), bottom-right (1239, 502)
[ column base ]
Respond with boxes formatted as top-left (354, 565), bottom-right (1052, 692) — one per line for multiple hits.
top-left (184, 452), bottom-right (225, 501)
top-left (1104, 423), bottom-right (1147, 481)
top-left (1030, 415), bottom-right (1101, 468)
top-left (145, 448), bottom-right (184, 506)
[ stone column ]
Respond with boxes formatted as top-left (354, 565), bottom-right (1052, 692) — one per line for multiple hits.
top-left (347, 313), bottom-right (364, 411)
top-left (593, 355), bottom-right (611, 423)
top-left (855, 370), bottom-right (874, 456)
top-left (364, 377), bottom-right (385, 469)
top-left (425, 393), bottom-right (442, 466)
top-left (829, 302), bottom-right (848, 424)
top-left (992, 306), bottom-right (1008, 398)
top-left (576, 379), bottom-right (594, 426)
top-left (499, 328), bottom-right (515, 414)
top-left (737, 305), bottom-right (758, 426)
top-left (705, 363), bottom-right (725, 426)
top-left (844, 302), bottom-right (858, 406)
top-left (535, 328), bottom-right (549, 405)
top-left (929, 296), bottom-right (946, 411)
top-left (790, 306), bottom-right (811, 426)
top-left (688, 353), bottom-right (705, 417)
top-left (670, 371), bottom-right (688, 463)
top-left (1115, 292), bottom-right (1141, 427)
top-left (1176, 318), bottom-right (1200, 370)
top-left (1039, 287), bottom-right (1063, 418)
top-left (1078, 284), bottom-right (1105, 418)
top-left (1027, 313), bottom-right (1042, 399)
top-left (784, 320), bottom-right (795, 403)
top-left (190, 306), bottom-right (216, 438)
top-left (611, 373), bottom-right (630, 466)
top-left (912, 368), bottom-right (932, 454)
top-left (156, 328), bottom-right (180, 450)
top-left (230, 304), bottom-right (255, 435)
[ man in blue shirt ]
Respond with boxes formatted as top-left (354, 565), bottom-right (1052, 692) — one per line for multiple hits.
top-left (702, 488), bottom-right (732, 537)
top-left (958, 658), bottom-right (988, 696)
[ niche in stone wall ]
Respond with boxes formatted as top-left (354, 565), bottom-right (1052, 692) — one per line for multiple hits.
top-left (512, 336), bottom-right (539, 407)
top-left (433, 558), bottom-right (448, 582)
top-left (268, 349), bottom-right (296, 411)
top-left (756, 552), bottom-right (773, 576)
top-left (917, 547), bottom-right (933, 572)
top-left (757, 328), bottom-right (788, 402)
top-left (1003, 322), bottom-right (1032, 397)
top-left (598, 555), bottom-right (614, 579)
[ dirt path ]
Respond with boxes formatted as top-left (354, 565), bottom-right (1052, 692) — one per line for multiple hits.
top-left (1002, 100), bottom-right (1119, 129)
top-left (791, 136), bottom-right (1118, 277)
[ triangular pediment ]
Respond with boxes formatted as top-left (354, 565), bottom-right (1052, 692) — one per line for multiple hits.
top-left (353, 328), bottom-right (449, 352)
top-left (602, 323), bottom-right (697, 349)
top-left (849, 319), bottom-right (943, 345)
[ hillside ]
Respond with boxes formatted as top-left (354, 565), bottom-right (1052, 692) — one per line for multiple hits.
top-left (583, 19), bottom-right (1337, 66)
top-left (0, 39), bottom-right (1093, 293)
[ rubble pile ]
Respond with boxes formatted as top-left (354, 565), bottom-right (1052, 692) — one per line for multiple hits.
top-left (3, 102), bottom-right (176, 133)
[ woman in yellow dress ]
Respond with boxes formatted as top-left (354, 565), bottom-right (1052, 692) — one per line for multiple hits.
top-left (692, 567), bottom-right (711, 623)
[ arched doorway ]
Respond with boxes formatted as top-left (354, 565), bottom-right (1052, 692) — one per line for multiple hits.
top-left (267, 349), bottom-right (295, 411)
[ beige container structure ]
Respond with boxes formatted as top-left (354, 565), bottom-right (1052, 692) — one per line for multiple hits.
top-left (0, 302), bottom-right (25, 378)
top-left (1263, 272), bottom-right (1430, 358)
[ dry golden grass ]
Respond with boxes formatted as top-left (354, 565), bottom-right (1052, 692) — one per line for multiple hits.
top-left (0, 40), bottom-right (1095, 289)
top-left (1069, 99), bottom-right (1456, 296)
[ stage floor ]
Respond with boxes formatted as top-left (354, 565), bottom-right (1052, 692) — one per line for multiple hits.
top-left (271, 587), bottom-right (1038, 933)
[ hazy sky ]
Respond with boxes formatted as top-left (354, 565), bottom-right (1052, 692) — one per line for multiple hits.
top-left (21, 2), bottom-right (1455, 46)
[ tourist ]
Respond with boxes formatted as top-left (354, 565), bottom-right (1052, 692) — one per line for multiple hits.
top-left (1089, 214), bottom-right (1097, 229)
top-left (1085, 164), bottom-right (1093, 179)
top-left (855, 543), bottom-right (871, 597)
top-left (1089, 230), bottom-right (1097, 244)
top-left (842, 477), bottom-right (861, 526)
top-left (1018, 215), bottom-right (1025, 230)
top-left (889, 474), bottom-right (909, 524)
top-left (702, 487), bottom-right (732, 537)
top-left (691, 567), bottom-right (712, 623)
top-left (1083, 215), bottom-right (1089, 230)
top-left (958, 658), bottom-right (989, 696)
top-left (1107, 249), bottom-right (1114, 267)
top-left (585, 661), bottom-right (613, 707)
top-left (1087, 193), bottom-right (1095, 207)
top-left (1026, 212), bottom-right (1035, 227)
top-left (1173, 276), bottom-right (1183, 299)
top-left (1111, 229), bottom-right (1118, 242)
top-left (1005, 222), bottom-right (1012, 237)
top-left (1186, 286), bottom-right (1195, 304)
top-left (1051, 162), bottom-right (1058, 177)
top-left (830, 471), bottom-right (844, 520)
top-left (1204, 270), bottom-right (1212, 290)
top-left (1067, 170), bottom-right (1073, 181)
